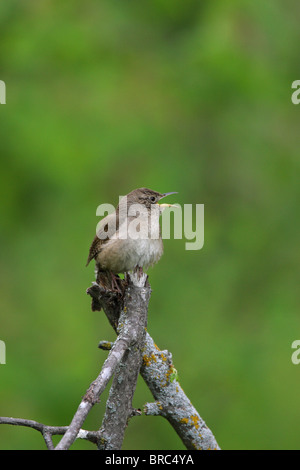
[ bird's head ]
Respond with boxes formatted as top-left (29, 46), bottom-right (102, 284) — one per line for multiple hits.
top-left (123, 188), bottom-right (178, 211)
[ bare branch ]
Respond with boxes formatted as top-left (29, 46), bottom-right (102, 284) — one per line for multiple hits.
top-left (98, 272), bottom-right (150, 450)
top-left (54, 332), bottom-right (130, 449)
top-left (141, 334), bottom-right (220, 450)
top-left (87, 278), bottom-right (220, 450)
top-left (0, 417), bottom-right (100, 449)
top-left (55, 272), bottom-right (150, 450)
top-left (0, 273), bottom-right (220, 450)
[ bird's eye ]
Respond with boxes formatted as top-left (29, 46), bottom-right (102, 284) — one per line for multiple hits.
top-left (150, 196), bottom-right (156, 203)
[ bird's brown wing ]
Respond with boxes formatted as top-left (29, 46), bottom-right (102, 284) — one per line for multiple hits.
top-left (86, 235), bottom-right (103, 266)
top-left (86, 212), bottom-right (118, 266)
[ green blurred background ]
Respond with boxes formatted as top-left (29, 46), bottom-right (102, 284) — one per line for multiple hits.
top-left (1, 0), bottom-right (300, 450)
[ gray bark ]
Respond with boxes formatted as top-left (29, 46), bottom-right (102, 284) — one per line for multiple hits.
top-left (87, 275), bottom-right (220, 451)
top-left (98, 272), bottom-right (150, 449)
top-left (0, 272), bottom-right (220, 450)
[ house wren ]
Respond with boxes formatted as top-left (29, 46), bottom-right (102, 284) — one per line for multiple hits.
top-left (86, 188), bottom-right (177, 290)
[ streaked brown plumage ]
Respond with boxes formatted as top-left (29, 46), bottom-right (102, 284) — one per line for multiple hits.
top-left (86, 188), bottom-right (177, 290)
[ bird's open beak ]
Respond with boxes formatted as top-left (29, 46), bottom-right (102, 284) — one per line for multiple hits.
top-left (157, 192), bottom-right (178, 209)
top-left (158, 203), bottom-right (179, 209)
top-left (161, 192), bottom-right (178, 198)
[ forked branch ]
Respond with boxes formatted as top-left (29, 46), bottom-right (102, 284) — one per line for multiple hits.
top-left (0, 273), bottom-right (220, 450)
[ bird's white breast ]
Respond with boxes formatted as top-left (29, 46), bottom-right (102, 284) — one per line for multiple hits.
top-left (97, 236), bottom-right (163, 273)
top-left (96, 211), bottom-right (164, 273)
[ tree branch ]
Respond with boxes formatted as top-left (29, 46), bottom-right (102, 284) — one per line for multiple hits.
top-left (141, 334), bottom-right (220, 450)
top-left (55, 272), bottom-right (150, 450)
top-left (0, 417), bottom-right (100, 449)
top-left (0, 273), bottom-right (220, 450)
top-left (98, 271), bottom-right (150, 450)
top-left (87, 277), bottom-right (220, 450)
top-left (54, 321), bottom-right (131, 449)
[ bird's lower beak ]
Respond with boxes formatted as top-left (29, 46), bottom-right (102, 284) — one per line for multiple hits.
top-left (157, 192), bottom-right (178, 209)
top-left (158, 203), bottom-right (179, 209)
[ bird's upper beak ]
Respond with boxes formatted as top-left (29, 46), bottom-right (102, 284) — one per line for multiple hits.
top-left (161, 192), bottom-right (178, 198)
top-left (157, 192), bottom-right (178, 209)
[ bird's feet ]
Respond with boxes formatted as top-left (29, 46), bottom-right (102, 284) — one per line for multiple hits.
top-left (127, 266), bottom-right (148, 287)
top-left (96, 271), bottom-right (123, 294)
top-left (134, 265), bottom-right (144, 279)
top-left (110, 272), bottom-right (123, 294)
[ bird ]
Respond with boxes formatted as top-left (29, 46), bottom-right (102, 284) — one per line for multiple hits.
top-left (86, 188), bottom-right (177, 291)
